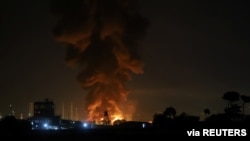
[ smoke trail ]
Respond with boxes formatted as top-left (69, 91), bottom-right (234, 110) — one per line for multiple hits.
top-left (51, 0), bottom-right (148, 122)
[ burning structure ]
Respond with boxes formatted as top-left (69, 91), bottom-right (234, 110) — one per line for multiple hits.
top-left (51, 0), bottom-right (148, 124)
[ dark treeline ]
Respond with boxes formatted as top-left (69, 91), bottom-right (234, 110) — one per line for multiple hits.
top-left (152, 91), bottom-right (250, 135)
top-left (0, 91), bottom-right (250, 139)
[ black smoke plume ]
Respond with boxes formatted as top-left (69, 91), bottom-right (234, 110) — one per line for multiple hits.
top-left (50, 0), bottom-right (148, 122)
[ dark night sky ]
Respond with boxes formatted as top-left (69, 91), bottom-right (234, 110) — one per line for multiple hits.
top-left (1, 0), bottom-right (250, 121)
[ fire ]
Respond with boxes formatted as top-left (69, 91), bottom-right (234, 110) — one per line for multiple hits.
top-left (88, 112), bottom-right (124, 125)
top-left (51, 0), bottom-right (148, 126)
top-left (111, 114), bottom-right (123, 123)
top-left (86, 96), bottom-right (127, 125)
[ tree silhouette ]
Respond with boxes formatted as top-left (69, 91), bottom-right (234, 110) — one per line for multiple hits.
top-left (204, 108), bottom-right (210, 117)
top-left (152, 113), bottom-right (165, 127)
top-left (224, 104), bottom-right (241, 114)
top-left (222, 91), bottom-right (240, 107)
top-left (241, 95), bottom-right (250, 115)
top-left (163, 106), bottom-right (176, 119)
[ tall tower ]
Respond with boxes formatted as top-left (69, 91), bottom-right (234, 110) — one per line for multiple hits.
top-left (9, 104), bottom-right (15, 116)
top-left (34, 99), bottom-right (54, 117)
top-left (103, 111), bottom-right (110, 125)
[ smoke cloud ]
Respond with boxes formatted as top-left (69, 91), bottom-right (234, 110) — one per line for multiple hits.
top-left (50, 0), bottom-right (148, 122)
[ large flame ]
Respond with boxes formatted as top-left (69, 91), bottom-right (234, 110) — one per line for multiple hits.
top-left (83, 60), bottom-right (138, 124)
top-left (51, 0), bottom-right (148, 124)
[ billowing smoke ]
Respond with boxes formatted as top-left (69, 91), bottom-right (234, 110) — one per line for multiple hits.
top-left (50, 0), bottom-right (148, 123)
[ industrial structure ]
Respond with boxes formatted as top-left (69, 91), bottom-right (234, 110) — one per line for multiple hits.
top-left (28, 98), bottom-right (61, 130)
top-left (103, 111), bottom-right (110, 125)
top-left (26, 98), bottom-right (151, 130)
top-left (27, 98), bottom-right (82, 130)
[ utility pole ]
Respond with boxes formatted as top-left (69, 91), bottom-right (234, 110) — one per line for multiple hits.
top-left (28, 102), bottom-right (33, 117)
top-left (75, 106), bottom-right (78, 121)
top-left (62, 103), bottom-right (65, 119)
top-left (70, 102), bottom-right (73, 120)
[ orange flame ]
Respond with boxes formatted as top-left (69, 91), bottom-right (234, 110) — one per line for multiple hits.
top-left (86, 89), bottom-right (129, 124)
top-left (51, 0), bottom-right (148, 125)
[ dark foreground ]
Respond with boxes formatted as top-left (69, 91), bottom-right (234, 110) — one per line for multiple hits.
top-left (1, 126), bottom-right (250, 140)
top-left (1, 115), bottom-right (250, 140)
top-left (1, 128), bottom-right (184, 141)
top-left (0, 127), bottom-right (186, 140)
